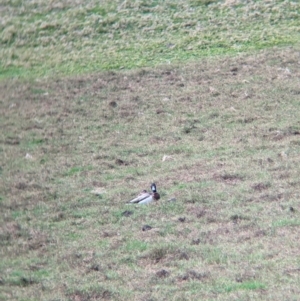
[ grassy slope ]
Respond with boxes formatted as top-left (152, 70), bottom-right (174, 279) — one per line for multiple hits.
top-left (1, 0), bottom-right (300, 301)
top-left (0, 0), bottom-right (299, 79)
top-left (1, 48), bottom-right (300, 300)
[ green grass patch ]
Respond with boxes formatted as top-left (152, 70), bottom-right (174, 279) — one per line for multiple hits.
top-left (124, 239), bottom-right (148, 252)
top-left (1, 0), bottom-right (299, 79)
top-left (225, 281), bottom-right (266, 292)
top-left (6, 270), bottom-right (36, 287)
top-left (63, 165), bottom-right (93, 176)
top-left (272, 218), bottom-right (300, 228)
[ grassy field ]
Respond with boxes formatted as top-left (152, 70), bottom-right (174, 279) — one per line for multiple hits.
top-left (0, 0), bottom-right (299, 79)
top-left (1, 0), bottom-right (300, 301)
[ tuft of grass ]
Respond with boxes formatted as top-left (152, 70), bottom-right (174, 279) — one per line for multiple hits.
top-left (124, 239), bottom-right (148, 252)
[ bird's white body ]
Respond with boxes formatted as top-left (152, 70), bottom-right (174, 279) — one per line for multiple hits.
top-left (129, 192), bottom-right (154, 204)
top-left (128, 184), bottom-right (160, 205)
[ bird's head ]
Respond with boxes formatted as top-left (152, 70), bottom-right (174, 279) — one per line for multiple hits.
top-left (151, 183), bottom-right (157, 193)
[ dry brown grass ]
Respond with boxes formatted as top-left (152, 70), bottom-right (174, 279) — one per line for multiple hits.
top-left (1, 46), bottom-right (300, 300)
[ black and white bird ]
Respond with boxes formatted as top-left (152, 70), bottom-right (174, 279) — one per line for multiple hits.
top-left (128, 183), bottom-right (160, 204)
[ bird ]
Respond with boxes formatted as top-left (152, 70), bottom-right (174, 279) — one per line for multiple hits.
top-left (128, 183), bottom-right (160, 204)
